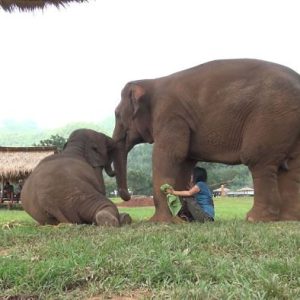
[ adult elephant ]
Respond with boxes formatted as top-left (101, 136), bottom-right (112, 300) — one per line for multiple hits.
top-left (21, 129), bottom-right (131, 227)
top-left (113, 59), bottom-right (300, 223)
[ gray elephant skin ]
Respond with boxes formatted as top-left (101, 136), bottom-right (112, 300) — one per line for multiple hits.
top-left (112, 59), bottom-right (300, 223)
top-left (21, 129), bottom-right (131, 227)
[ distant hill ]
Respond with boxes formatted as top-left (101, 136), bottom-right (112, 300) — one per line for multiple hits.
top-left (0, 117), bottom-right (115, 146)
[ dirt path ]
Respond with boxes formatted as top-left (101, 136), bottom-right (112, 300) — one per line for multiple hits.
top-left (117, 197), bottom-right (154, 207)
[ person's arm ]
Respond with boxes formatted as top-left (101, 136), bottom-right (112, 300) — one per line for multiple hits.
top-left (168, 184), bottom-right (200, 197)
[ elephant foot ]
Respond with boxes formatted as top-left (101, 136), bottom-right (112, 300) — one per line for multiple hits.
top-left (149, 212), bottom-right (173, 223)
top-left (246, 208), bottom-right (280, 222)
top-left (279, 210), bottom-right (300, 221)
top-left (172, 216), bottom-right (187, 224)
top-left (149, 215), bottom-right (186, 224)
top-left (279, 201), bottom-right (300, 221)
top-left (119, 213), bottom-right (132, 226)
top-left (95, 210), bottom-right (120, 227)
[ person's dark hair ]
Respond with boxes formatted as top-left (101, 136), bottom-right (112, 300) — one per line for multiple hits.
top-left (193, 167), bottom-right (207, 183)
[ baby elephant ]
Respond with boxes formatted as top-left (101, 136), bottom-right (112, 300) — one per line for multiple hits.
top-left (21, 129), bottom-right (131, 227)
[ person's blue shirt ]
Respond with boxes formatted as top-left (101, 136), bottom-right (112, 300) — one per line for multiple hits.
top-left (195, 181), bottom-right (214, 218)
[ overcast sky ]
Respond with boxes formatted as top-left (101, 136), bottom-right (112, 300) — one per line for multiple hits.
top-left (1, 0), bottom-right (300, 128)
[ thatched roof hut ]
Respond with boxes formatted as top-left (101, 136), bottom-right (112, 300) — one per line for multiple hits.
top-left (0, 0), bottom-right (86, 12)
top-left (0, 146), bottom-right (57, 181)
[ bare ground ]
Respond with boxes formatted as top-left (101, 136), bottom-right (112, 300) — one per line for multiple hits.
top-left (116, 197), bottom-right (154, 207)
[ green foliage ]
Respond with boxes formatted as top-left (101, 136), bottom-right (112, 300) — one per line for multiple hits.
top-left (33, 134), bottom-right (67, 151)
top-left (103, 174), bottom-right (118, 197)
top-left (104, 144), bottom-right (153, 196)
top-left (127, 144), bottom-right (153, 195)
top-left (0, 200), bottom-right (299, 299)
top-left (200, 162), bottom-right (252, 190)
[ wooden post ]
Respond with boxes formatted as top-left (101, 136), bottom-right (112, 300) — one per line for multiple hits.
top-left (9, 178), bottom-right (14, 207)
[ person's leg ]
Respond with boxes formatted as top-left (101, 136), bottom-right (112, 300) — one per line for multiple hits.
top-left (179, 197), bottom-right (195, 221)
top-left (184, 197), bottom-right (213, 222)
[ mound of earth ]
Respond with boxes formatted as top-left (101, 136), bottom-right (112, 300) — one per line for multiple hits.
top-left (117, 196), bottom-right (154, 207)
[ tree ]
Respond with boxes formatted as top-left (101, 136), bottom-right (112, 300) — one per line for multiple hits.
top-left (127, 169), bottom-right (152, 195)
top-left (103, 174), bottom-right (117, 197)
top-left (199, 162), bottom-right (252, 190)
top-left (33, 134), bottom-right (66, 152)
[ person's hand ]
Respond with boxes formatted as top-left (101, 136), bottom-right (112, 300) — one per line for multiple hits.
top-left (166, 188), bottom-right (174, 194)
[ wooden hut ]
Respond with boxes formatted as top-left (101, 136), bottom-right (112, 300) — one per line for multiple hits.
top-left (237, 187), bottom-right (254, 196)
top-left (213, 185), bottom-right (230, 197)
top-left (0, 146), bottom-right (57, 202)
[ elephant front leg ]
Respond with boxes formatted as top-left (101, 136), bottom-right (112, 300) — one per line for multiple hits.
top-left (150, 161), bottom-right (175, 222)
top-left (150, 142), bottom-right (192, 223)
top-left (247, 165), bottom-right (280, 222)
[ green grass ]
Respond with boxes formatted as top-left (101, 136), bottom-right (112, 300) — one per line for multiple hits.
top-left (118, 197), bottom-right (253, 221)
top-left (0, 198), bottom-right (299, 299)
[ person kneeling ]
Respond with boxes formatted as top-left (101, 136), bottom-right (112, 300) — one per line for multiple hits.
top-left (168, 167), bottom-right (214, 222)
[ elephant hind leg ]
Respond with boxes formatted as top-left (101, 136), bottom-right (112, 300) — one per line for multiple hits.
top-left (22, 198), bottom-right (59, 225)
top-left (247, 165), bottom-right (281, 222)
top-left (31, 209), bottom-right (59, 225)
top-left (278, 142), bottom-right (300, 220)
top-left (40, 214), bottom-right (60, 225)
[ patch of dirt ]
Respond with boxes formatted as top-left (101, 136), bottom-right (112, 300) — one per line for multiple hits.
top-left (0, 248), bottom-right (11, 257)
top-left (117, 196), bottom-right (154, 207)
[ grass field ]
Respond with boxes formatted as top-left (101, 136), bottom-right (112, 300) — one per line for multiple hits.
top-left (0, 198), bottom-right (299, 299)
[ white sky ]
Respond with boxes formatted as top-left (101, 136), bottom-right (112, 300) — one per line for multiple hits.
top-left (1, 0), bottom-right (300, 128)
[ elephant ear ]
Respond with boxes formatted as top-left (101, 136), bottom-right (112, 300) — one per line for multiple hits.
top-left (129, 84), bottom-right (153, 143)
top-left (85, 140), bottom-right (106, 168)
top-left (85, 134), bottom-right (117, 171)
top-left (130, 84), bottom-right (146, 117)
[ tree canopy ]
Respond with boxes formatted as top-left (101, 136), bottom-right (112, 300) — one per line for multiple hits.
top-left (33, 134), bottom-right (66, 152)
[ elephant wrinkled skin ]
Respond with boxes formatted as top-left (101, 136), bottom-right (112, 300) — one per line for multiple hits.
top-left (21, 129), bottom-right (131, 227)
top-left (113, 59), bottom-right (300, 222)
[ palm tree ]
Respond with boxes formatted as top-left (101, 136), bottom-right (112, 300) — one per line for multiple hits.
top-left (0, 0), bottom-right (86, 11)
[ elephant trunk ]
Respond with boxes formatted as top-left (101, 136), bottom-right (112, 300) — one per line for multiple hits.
top-left (113, 141), bottom-right (131, 201)
top-left (104, 160), bottom-right (115, 177)
top-left (94, 166), bottom-right (106, 195)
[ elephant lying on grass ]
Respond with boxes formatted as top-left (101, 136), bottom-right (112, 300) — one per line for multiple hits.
top-left (21, 129), bottom-right (131, 227)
